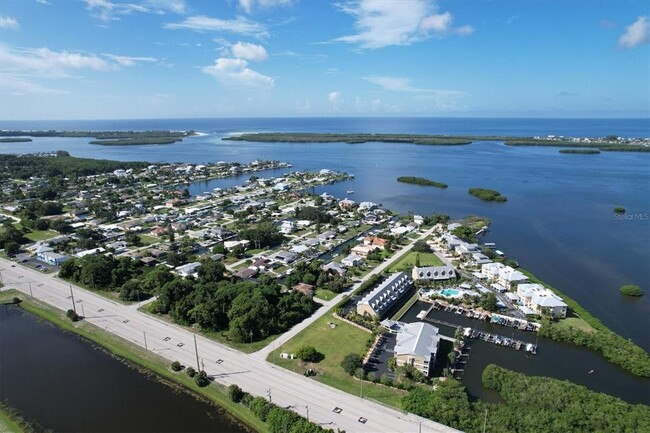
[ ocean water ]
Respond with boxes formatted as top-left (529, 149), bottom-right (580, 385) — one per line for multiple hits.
top-left (1, 117), bottom-right (648, 351)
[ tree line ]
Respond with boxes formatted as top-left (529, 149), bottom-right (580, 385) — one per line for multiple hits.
top-left (402, 365), bottom-right (650, 433)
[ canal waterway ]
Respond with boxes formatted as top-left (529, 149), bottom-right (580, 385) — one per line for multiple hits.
top-left (400, 300), bottom-right (650, 406)
top-left (0, 304), bottom-right (249, 433)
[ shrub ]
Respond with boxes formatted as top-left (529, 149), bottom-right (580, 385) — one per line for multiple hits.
top-left (66, 309), bottom-right (80, 322)
top-left (195, 370), bottom-right (209, 387)
top-left (228, 384), bottom-right (245, 403)
top-left (296, 345), bottom-right (322, 363)
top-left (341, 353), bottom-right (363, 376)
top-left (171, 361), bottom-right (182, 371)
top-left (186, 367), bottom-right (196, 377)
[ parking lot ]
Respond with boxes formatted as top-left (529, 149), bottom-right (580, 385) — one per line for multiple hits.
top-left (363, 332), bottom-right (396, 380)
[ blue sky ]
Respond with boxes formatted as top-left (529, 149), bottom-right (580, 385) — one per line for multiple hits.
top-left (0, 0), bottom-right (648, 120)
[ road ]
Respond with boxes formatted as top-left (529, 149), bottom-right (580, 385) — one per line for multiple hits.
top-left (0, 257), bottom-right (459, 433)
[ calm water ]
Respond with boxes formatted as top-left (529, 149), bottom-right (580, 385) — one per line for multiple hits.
top-left (400, 301), bottom-right (650, 406)
top-left (2, 117), bottom-right (647, 351)
top-left (0, 305), bottom-right (249, 433)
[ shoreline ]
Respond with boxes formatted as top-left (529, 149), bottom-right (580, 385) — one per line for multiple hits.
top-left (0, 291), bottom-right (268, 433)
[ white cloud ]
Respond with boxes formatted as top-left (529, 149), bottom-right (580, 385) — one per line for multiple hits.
top-left (239, 0), bottom-right (293, 14)
top-left (334, 0), bottom-right (473, 49)
top-left (364, 75), bottom-right (465, 105)
top-left (328, 91), bottom-right (341, 103)
top-left (36, 0), bottom-right (51, 4)
top-left (0, 73), bottom-right (67, 95)
top-left (202, 57), bottom-right (274, 88)
top-left (618, 16), bottom-right (649, 49)
top-left (231, 42), bottom-right (268, 62)
top-left (105, 54), bottom-right (158, 66)
top-left (165, 15), bottom-right (267, 37)
top-left (0, 16), bottom-right (20, 30)
top-left (85, 0), bottom-right (185, 22)
top-left (1, 46), bottom-right (111, 76)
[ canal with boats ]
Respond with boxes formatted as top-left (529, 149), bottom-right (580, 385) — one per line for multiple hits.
top-left (399, 300), bottom-right (650, 406)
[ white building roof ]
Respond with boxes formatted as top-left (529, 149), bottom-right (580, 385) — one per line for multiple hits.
top-left (394, 322), bottom-right (440, 359)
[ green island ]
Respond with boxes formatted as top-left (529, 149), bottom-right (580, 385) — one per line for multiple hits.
top-left (559, 148), bottom-right (601, 154)
top-left (0, 138), bottom-right (33, 143)
top-left (620, 284), bottom-right (643, 297)
top-left (397, 176), bottom-right (448, 188)
top-left (614, 206), bottom-right (626, 214)
top-left (468, 187), bottom-right (507, 202)
top-left (224, 132), bottom-right (649, 152)
top-left (0, 130), bottom-right (195, 146)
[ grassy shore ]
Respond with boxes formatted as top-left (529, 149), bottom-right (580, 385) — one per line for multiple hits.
top-left (0, 290), bottom-right (269, 433)
top-left (267, 312), bottom-right (406, 408)
top-left (0, 408), bottom-right (23, 433)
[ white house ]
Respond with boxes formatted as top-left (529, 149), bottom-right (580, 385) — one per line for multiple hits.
top-left (280, 220), bottom-right (296, 235)
top-left (175, 262), bottom-right (201, 278)
top-left (517, 283), bottom-right (567, 318)
top-left (341, 254), bottom-right (362, 267)
top-left (38, 251), bottom-right (69, 266)
top-left (411, 266), bottom-right (457, 281)
top-left (394, 322), bottom-right (440, 377)
top-left (357, 272), bottom-right (413, 317)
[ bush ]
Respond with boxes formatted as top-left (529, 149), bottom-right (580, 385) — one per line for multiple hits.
top-left (186, 367), bottom-right (196, 377)
top-left (250, 396), bottom-right (273, 421)
top-left (341, 353), bottom-right (363, 376)
top-left (66, 309), bottom-right (80, 322)
top-left (620, 284), bottom-right (643, 297)
top-left (171, 361), bottom-right (182, 371)
top-left (195, 370), bottom-right (209, 387)
top-left (11, 297), bottom-right (22, 305)
top-left (228, 384), bottom-right (245, 403)
top-left (296, 345), bottom-right (323, 363)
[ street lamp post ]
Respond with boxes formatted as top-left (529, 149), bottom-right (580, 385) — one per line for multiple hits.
top-left (28, 282), bottom-right (33, 297)
top-left (143, 331), bottom-right (148, 351)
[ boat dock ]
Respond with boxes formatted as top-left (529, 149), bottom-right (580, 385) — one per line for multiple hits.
top-left (416, 307), bottom-right (537, 354)
top-left (431, 301), bottom-right (540, 332)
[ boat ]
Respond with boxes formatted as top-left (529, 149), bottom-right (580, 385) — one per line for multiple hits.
top-left (347, 190), bottom-right (354, 194)
top-left (588, 369), bottom-right (594, 374)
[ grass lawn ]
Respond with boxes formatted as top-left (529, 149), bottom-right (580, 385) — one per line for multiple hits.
top-left (139, 234), bottom-right (159, 245)
top-left (555, 317), bottom-right (596, 333)
top-left (267, 312), bottom-right (406, 408)
top-left (24, 229), bottom-right (58, 242)
top-left (314, 288), bottom-right (337, 301)
top-left (0, 290), bottom-right (269, 433)
top-left (388, 250), bottom-right (444, 272)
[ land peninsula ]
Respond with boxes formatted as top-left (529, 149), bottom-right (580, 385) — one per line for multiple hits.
top-left (468, 188), bottom-right (507, 202)
top-left (225, 132), bottom-right (650, 152)
top-left (0, 130), bottom-right (195, 146)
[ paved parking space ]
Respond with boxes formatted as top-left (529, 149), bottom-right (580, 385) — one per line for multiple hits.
top-left (363, 332), bottom-right (396, 379)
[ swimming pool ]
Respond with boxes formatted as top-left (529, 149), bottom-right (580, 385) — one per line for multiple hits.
top-left (440, 288), bottom-right (460, 296)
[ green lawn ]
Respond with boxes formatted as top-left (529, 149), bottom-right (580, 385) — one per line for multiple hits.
top-left (0, 290), bottom-right (269, 433)
top-left (555, 317), bottom-right (596, 333)
top-left (314, 288), bottom-right (337, 301)
top-left (24, 229), bottom-right (58, 242)
top-left (388, 250), bottom-right (444, 272)
top-left (267, 312), bottom-right (406, 408)
top-left (139, 234), bottom-right (159, 245)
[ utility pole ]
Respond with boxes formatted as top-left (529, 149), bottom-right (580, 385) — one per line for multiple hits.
top-left (306, 405), bottom-right (309, 421)
top-left (28, 282), bottom-right (33, 298)
top-left (80, 303), bottom-right (85, 318)
top-left (360, 375), bottom-right (363, 398)
top-left (265, 388), bottom-right (272, 403)
top-left (69, 284), bottom-right (77, 314)
top-left (143, 331), bottom-right (148, 351)
top-left (193, 334), bottom-right (200, 371)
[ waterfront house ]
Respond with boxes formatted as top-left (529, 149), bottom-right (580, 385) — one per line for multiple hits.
top-left (356, 272), bottom-right (413, 318)
top-left (497, 267), bottom-right (529, 290)
top-left (322, 261), bottom-right (347, 276)
top-left (341, 254), bottom-right (362, 267)
top-left (363, 236), bottom-right (388, 250)
top-left (517, 283), bottom-right (567, 318)
top-left (273, 250), bottom-right (297, 264)
top-left (234, 268), bottom-right (258, 280)
top-left (394, 322), bottom-right (440, 377)
top-left (351, 244), bottom-right (376, 258)
top-left (411, 266), bottom-right (457, 281)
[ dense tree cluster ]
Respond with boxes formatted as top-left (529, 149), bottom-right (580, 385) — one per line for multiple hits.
top-left (295, 206), bottom-right (332, 224)
top-left (411, 240), bottom-right (431, 253)
top-left (539, 321), bottom-right (650, 377)
top-left (284, 260), bottom-right (348, 294)
top-left (239, 221), bottom-right (284, 249)
top-left (0, 153), bottom-right (150, 180)
top-left (403, 365), bottom-right (650, 433)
